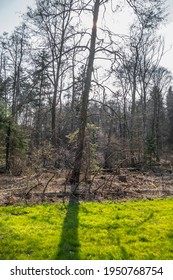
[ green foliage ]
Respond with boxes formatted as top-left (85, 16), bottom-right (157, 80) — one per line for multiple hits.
top-left (145, 136), bottom-right (156, 155)
top-left (67, 124), bottom-right (100, 172)
top-left (67, 129), bottom-right (79, 144)
top-left (167, 87), bottom-right (173, 145)
top-left (0, 99), bottom-right (7, 123)
top-left (0, 199), bottom-right (173, 260)
top-left (0, 100), bottom-right (9, 165)
top-left (10, 123), bottom-right (28, 155)
top-left (144, 136), bottom-right (157, 164)
top-left (0, 100), bottom-right (8, 132)
top-left (9, 124), bottom-right (29, 174)
top-left (0, 100), bottom-right (28, 172)
top-left (31, 141), bottom-right (55, 170)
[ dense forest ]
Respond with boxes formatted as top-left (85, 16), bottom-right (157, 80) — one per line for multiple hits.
top-left (0, 0), bottom-right (173, 199)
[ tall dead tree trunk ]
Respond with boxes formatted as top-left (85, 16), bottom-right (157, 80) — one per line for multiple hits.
top-left (69, 0), bottom-right (100, 186)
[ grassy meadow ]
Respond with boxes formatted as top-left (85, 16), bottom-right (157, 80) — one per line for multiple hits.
top-left (0, 199), bottom-right (173, 260)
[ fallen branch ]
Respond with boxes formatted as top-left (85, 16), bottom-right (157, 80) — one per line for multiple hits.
top-left (42, 173), bottom-right (56, 202)
top-left (25, 182), bottom-right (43, 198)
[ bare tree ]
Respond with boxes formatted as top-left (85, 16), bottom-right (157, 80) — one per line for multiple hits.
top-left (70, 0), bottom-right (101, 186)
top-left (27, 0), bottom-right (81, 146)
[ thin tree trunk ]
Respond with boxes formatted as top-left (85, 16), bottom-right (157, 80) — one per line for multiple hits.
top-left (130, 45), bottom-right (139, 166)
top-left (69, 0), bottom-right (100, 187)
top-left (51, 2), bottom-right (73, 146)
top-left (51, 38), bottom-right (64, 146)
top-left (71, 47), bottom-right (76, 131)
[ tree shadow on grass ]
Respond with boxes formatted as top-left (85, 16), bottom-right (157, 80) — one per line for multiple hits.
top-left (54, 194), bottom-right (80, 260)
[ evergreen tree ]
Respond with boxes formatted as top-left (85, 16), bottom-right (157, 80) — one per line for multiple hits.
top-left (167, 86), bottom-right (173, 148)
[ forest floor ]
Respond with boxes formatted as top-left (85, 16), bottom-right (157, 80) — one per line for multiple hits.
top-left (0, 161), bottom-right (173, 205)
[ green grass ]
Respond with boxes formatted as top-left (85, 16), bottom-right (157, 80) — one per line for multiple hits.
top-left (0, 199), bottom-right (173, 260)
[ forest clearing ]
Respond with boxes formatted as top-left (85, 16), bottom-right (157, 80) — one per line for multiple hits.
top-left (0, 162), bottom-right (173, 260)
top-left (0, 199), bottom-right (173, 260)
